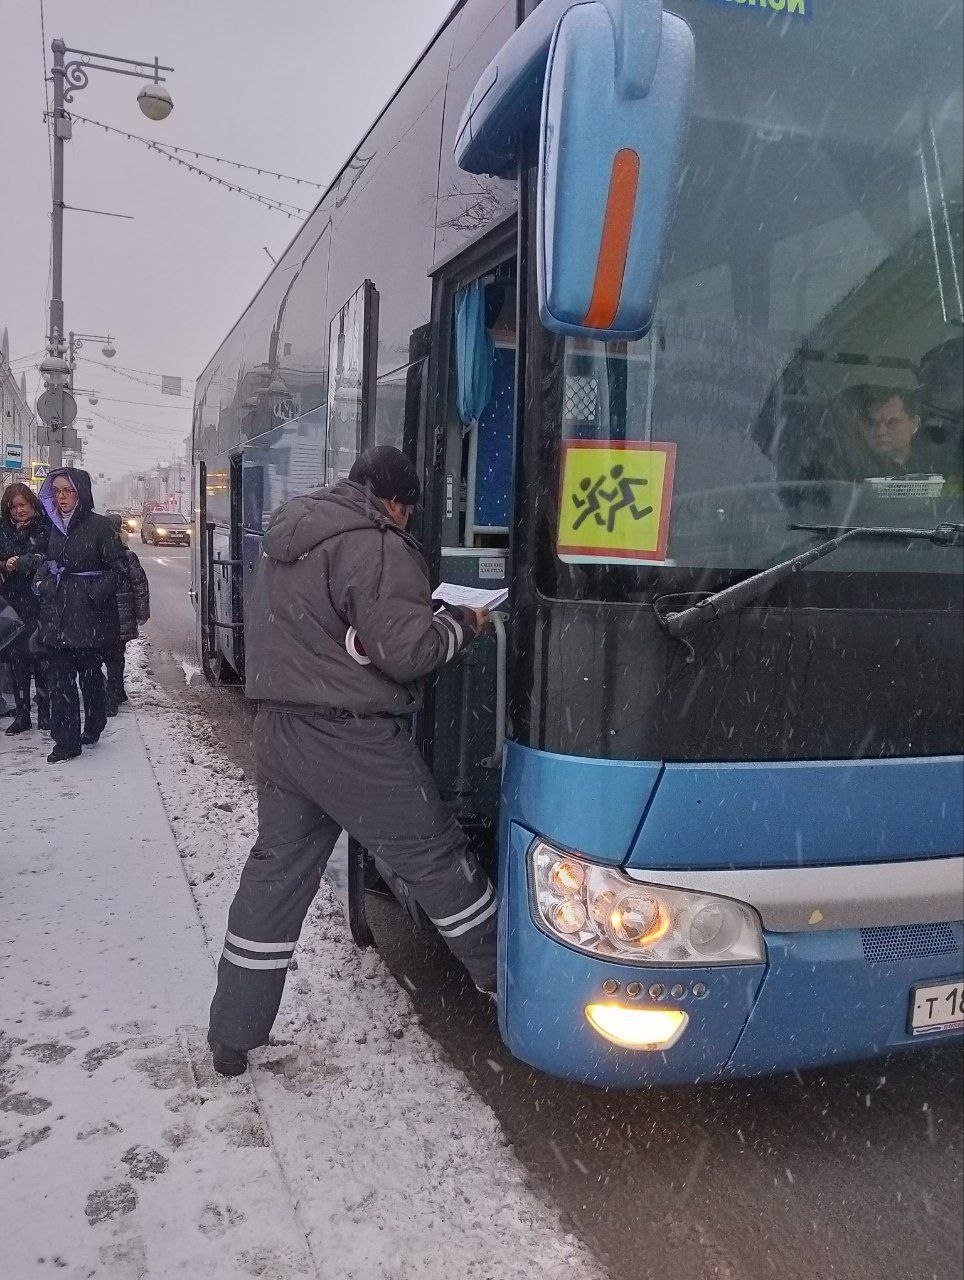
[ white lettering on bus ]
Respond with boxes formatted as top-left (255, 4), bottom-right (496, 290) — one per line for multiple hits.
top-left (731, 0), bottom-right (807, 12)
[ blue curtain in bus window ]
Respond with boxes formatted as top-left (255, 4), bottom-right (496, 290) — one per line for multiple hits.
top-left (455, 281), bottom-right (493, 425)
top-left (474, 346), bottom-right (514, 527)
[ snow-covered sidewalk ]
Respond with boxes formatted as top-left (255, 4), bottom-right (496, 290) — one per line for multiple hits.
top-left (1, 642), bottom-right (599, 1280)
top-left (0, 699), bottom-right (316, 1278)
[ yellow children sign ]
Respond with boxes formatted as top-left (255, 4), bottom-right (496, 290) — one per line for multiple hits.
top-left (557, 440), bottom-right (677, 565)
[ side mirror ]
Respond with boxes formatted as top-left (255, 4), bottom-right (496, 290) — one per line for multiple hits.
top-left (539, 6), bottom-right (693, 340)
top-left (455, 0), bottom-right (694, 343)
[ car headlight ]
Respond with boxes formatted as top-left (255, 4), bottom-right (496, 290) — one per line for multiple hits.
top-left (528, 840), bottom-right (765, 966)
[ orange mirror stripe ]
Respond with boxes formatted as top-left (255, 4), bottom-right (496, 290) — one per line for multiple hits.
top-left (581, 148), bottom-right (641, 331)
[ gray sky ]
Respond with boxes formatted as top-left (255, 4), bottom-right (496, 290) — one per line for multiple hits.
top-left (0, 0), bottom-right (455, 482)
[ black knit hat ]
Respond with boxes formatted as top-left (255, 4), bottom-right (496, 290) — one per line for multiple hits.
top-left (349, 445), bottom-right (421, 505)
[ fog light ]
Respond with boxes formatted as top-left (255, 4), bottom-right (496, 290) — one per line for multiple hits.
top-left (585, 1003), bottom-right (687, 1050)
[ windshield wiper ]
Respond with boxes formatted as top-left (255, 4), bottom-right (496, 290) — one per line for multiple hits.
top-left (656, 523), bottom-right (964, 641)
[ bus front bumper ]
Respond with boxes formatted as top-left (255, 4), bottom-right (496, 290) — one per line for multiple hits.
top-left (499, 825), bottom-right (964, 1088)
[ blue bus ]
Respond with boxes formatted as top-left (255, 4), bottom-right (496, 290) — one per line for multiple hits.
top-left (193, 0), bottom-right (964, 1085)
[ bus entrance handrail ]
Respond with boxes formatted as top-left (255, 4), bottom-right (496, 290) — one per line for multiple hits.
top-left (482, 611), bottom-right (508, 770)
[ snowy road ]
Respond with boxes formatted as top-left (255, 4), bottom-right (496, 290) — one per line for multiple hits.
top-left (137, 547), bottom-right (964, 1280)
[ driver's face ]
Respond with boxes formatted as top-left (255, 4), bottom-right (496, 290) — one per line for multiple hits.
top-left (52, 479), bottom-right (78, 514)
top-left (870, 396), bottom-right (919, 463)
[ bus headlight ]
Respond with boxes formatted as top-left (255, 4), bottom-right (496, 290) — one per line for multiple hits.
top-left (528, 840), bottom-right (765, 965)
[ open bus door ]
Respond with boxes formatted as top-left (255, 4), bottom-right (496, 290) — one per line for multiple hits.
top-left (423, 241), bottom-right (517, 855)
top-left (347, 225), bottom-right (520, 948)
top-left (202, 453), bottom-right (245, 682)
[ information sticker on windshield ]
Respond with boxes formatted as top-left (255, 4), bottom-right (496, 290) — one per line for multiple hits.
top-left (557, 441), bottom-right (676, 565)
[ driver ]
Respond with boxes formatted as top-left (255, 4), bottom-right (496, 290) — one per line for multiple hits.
top-left (863, 388), bottom-right (936, 474)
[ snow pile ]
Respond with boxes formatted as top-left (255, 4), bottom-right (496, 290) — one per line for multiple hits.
top-left (126, 640), bottom-right (600, 1280)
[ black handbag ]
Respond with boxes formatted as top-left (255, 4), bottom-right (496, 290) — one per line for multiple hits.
top-left (0, 600), bottom-right (25, 654)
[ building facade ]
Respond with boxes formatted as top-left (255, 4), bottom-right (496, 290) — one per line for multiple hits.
top-left (0, 326), bottom-right (42, 492)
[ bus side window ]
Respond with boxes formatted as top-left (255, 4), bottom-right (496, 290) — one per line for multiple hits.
top-left (453, 272), bottom-right (516, 548)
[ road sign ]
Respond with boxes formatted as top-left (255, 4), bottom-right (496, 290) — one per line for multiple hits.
top-left (3, 443), bottom-right (24, 471)
top-left (37, 388), bottom-right (78, 428)
top-left (557, 440), bottom-right (677, 565)
top-left (31, 463), bottom-right (50, 483)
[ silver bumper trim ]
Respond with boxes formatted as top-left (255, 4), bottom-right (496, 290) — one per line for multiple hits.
top-left (624, 857), bottom-right (964, 933)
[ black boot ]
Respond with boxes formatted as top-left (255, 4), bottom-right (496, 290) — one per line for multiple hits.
top-left (6, 679), bottom-right (32, 734)
top-left (80, 729), bottom-right (101, 746)
top-left (47, 744), bottom-right (82, 763)
top-left (37, 706), bottom-right (50, 731)
top-left (5, 712), bottom-right (31, 735)
top-left (207, 1032), bottom-right (248, 1077)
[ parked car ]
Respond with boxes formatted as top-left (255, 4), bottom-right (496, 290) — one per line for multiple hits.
top-left (141, 510), bottom-right (191, 546)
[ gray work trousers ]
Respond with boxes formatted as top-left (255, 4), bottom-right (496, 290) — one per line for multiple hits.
top-left (209, 708), bottom-right (498, 1050)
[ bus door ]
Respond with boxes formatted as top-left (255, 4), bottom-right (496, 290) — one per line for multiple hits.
top-left (206, 453), bottom-right (245, 680)
top-left (422, 232), bottom-right (519, 861)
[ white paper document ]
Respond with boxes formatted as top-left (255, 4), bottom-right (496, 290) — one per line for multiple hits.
top-left (432, 582), bottom-right (509, 612)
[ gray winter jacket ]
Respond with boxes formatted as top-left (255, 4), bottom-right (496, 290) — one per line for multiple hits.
top-left (244, 481), bottom-right (480, 716)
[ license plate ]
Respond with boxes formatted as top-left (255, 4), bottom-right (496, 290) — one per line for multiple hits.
top-left (908, 979), bottom-right (964, 1036)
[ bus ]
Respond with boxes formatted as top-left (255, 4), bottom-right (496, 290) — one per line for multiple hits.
top-left (192, 0), bottom-right (964, 1086)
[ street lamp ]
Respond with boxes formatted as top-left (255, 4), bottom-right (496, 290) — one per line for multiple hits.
top-left (68, 332), bottom-right (118, 384)
top-left (40, 39), bottom-right (174, 468)
top-left (137, 83), bottom-right (174, 121)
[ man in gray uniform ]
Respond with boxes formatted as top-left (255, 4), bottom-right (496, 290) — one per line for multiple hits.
top-left (208, 446), bottom-right (495, 1076)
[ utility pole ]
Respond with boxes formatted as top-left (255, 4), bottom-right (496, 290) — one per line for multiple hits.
top-left (38, 38), bottom-right (173, 469)
top-left (49, 40), bottom-right (66, 370)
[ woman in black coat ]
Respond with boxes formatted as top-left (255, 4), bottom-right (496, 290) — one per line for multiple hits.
top-left (0, 482), bottom-right (51, 734)
top-left (34, 468), bottom-right (126, 763)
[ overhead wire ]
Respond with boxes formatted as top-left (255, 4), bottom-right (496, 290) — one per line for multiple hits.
top-left (89, 406), bottom-right (189, 437)
top-left (69, 114), bottom-right (311, 218)
top-left (84, 357), bottom-right (194, 384)
top-left (83, 394), bottom-right (189, 409)
top-left (70, 115), bottom-right (325, 188)
top-left (77, 358), bottom-right (191, 396)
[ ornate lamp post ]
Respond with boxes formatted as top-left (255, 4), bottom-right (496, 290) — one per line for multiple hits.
top-left (41, 40), bottom-right (173, 468)
top-left (68, 331), bottom-right (117, 389)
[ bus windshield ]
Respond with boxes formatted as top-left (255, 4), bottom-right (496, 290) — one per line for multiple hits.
top-left (537, 0), bottom-right (964, 606)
